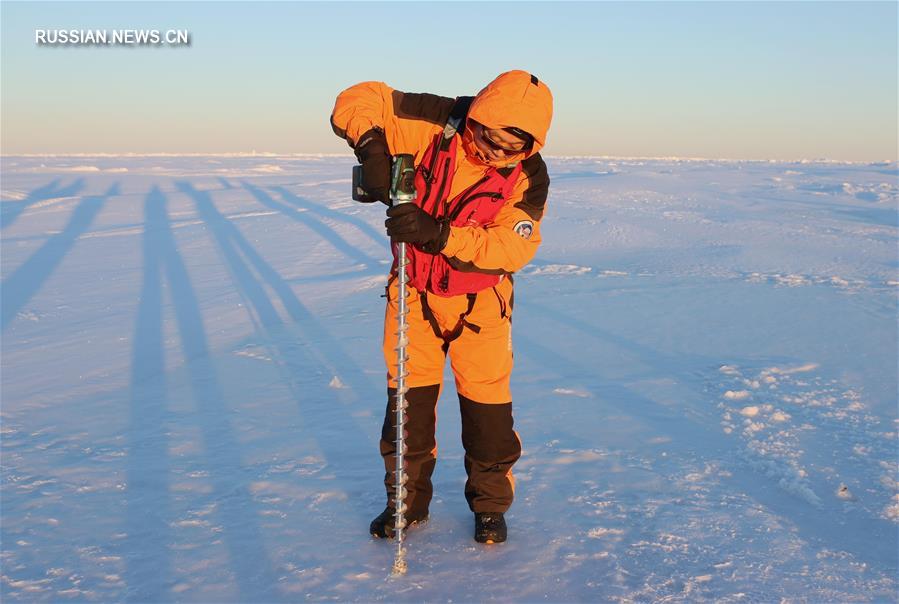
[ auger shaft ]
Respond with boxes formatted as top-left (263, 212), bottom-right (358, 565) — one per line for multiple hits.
top-left (388, 154), bottom-right (416, 577)
top-left (392, 237), bottom-right (410, 575)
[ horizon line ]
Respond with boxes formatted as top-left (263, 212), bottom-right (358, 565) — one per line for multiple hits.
top-left (1, 152), bottom-right (895, 166)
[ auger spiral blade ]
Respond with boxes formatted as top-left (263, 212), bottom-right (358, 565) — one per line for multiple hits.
top-left (388, 154), bottom-right (417, 576)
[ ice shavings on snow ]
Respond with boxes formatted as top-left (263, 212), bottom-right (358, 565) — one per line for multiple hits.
top-left (744, 272), bottom-right (875, 292)
top-left (1, 189), bottom-right (29, 201)
top-left (587, 527), bottom-right (625, 538)
top-left (772, 273), bottom-right (809, 287)
top-left (713, 363), bottom-right (896, 514)
top-left (742, 444), bottom-right (822, 506)
top-left (553, 387), bottom-right (591, 398)
top-left (352, 274), bottom-right (389, 291)
top-left (802, 181), bottom-right (899, 204)
top-left (522, 263), bottom-right (592, 276)
top-left (885, 495), bottom-right (899, 521)
top-left (553, 449), bottom-right (606, 464)
top-left (724, 390), bottom-right (751, 401)
top-left (770, 411), bottom-right (791, 422)
top-left (233, 345), bottom-right (273, 362)
top-left (766, 363), bottom-right (819, 375)
top-left (309, 491), bottom-right (348, 508)
top-left (573, 457), bottom-right (893, 602)
top-left (880, 472), bottom-right (899, 493)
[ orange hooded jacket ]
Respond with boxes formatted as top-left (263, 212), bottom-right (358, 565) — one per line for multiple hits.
top-left (331, 70), bottom-right (553, 277)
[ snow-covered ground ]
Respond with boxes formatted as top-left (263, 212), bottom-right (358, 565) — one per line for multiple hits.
top-left (2, 155), bottom-right (897, 602)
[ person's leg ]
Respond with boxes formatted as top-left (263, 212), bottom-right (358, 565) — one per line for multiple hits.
top-left (458, 396), bottom-right (521, 513)
top-left (379, 384), bottom-right (439, 519)
top-left (446, 280), bottom-right (521, 515)
top-left (376, 280), bottom-right (445, 532)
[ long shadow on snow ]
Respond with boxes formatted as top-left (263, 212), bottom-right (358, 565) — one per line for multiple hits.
top-left (125, 186), bottom-right (279, 602)
top-left (516, 300), bottom-right (898, 574)
top-left (125, 186), bottom-right (174, 602)
top-left (176, 181), bottom-right (379, 516)
top-left (268, 184), bottom-right (388, 256)
top-left (0, 178), bottom-right (86, 230)
top-left (1, 183), bottom-right (117, 331)
top-left (242, 181), bottom-right (384, 271)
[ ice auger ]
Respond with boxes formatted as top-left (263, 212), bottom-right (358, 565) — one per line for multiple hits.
top-left (388, 154), bottom-right (416, 576)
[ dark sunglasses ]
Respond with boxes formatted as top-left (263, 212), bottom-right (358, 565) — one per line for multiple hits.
top-left (474, 122), bottom-right (530, 155)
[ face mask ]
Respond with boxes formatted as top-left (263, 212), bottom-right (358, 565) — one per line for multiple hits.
top-left (462, 123), bottom-right (520, 167)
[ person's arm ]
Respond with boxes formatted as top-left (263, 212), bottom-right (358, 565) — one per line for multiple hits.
top-left (440, 154), bottom-right (550, 273)
top-left (330, 81), bottom-right (453, 157)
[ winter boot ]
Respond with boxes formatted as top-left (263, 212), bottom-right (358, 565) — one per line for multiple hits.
top-left (474, 512), bottom-right (507, 544)
top-left (369, 507), bottom-right (429, 539)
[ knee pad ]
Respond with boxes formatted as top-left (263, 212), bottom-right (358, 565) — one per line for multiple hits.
top-left (383, 385), bottom-right (440, 454)
top-left (459, 395), bottom-right (521, 462)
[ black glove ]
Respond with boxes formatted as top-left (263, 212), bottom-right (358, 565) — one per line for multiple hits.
top-left (353, 128), bottom-right (391, 204)
top-left (385, 204), bottom-right (450, 253)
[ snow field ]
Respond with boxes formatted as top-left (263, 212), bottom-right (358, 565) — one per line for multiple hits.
top-left (1, 155), bottom-right (896, 601)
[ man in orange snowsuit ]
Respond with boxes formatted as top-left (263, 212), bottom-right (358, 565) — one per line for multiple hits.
top-left (331, 70), bottom-right (552, 544)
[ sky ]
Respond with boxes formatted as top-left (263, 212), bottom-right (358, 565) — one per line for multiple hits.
top-left (1, 1), bottom-right (896, 161)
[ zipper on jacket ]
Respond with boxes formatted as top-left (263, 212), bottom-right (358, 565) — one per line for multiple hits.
top-left (422, 155), bottom-right (451, 290)
top-left (421, 134), bottom-right (441, 184)
top-left (420, 162), bottom-right (434, 208)
top-left (429, 157), bottom-right (452, 217)
top-left (420, 169), bottom-right (433, 208)
top-left (419, 134), bottom-right (443, 206)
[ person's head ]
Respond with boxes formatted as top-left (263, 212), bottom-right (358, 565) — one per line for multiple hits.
top-left (463, 70), bottom-right (553, 166)
top-left (468, 121), bottom-right (534, 164)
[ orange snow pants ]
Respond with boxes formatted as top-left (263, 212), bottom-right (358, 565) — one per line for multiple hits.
top-left (379, 275), bottom-right (522, 516)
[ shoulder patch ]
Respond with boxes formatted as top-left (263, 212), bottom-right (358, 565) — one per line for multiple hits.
top-left (514, 220), bottom-right (534, 239)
